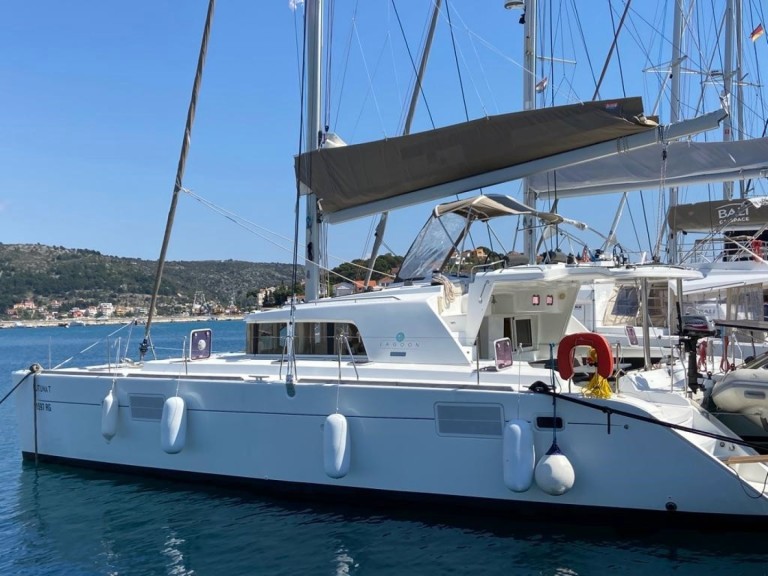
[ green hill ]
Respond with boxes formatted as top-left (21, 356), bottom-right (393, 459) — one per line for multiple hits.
top-left (0, 243), bottom-right (299, 318)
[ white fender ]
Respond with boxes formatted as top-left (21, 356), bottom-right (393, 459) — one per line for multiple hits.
top-left (323, 413), bottom-right (350, 478)
top-left (161, 396), bottom-right (187, 454)
top-left (534, 443), bottom-right (575, 496)
top-left (101, 387), bottom-right (119, 442)
top-left (502, 419), bottom-right (535, 492)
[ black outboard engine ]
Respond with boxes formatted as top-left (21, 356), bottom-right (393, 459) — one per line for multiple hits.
top-left (679, 333), bottom-right (700, 394)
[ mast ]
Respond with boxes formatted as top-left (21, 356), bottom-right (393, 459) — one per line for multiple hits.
top-left (723, 0), bottom-right (734, 200)
top-left (736, 0), bottom-right (745, 198)
top-left (667, 0), bottom-right (684, 264)
top-left (667, 0), bottom-right (687, 363)
top-left (140, 0), bottom-right (216, 359)
top-left (305, 0), bottom-right (324, 301)
top-left (521, 0), bottom-right (538, 263)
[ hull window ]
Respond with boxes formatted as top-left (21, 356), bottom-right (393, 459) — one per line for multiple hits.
top-left (435, 403), bottom-right (503, 437)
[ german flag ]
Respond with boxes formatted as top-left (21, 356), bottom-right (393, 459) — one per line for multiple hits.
top-left (751, 23), bottom-right (764, 42)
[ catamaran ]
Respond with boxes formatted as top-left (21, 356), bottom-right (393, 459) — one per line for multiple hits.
top-left (11, 0), bottom-right (768, 528)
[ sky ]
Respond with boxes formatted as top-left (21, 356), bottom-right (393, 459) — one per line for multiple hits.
top-left (1, 1), bottom-right (763, 268)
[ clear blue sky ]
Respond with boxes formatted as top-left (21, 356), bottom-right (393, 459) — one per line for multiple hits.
top-left (1, 1), bottom-right (756, 267)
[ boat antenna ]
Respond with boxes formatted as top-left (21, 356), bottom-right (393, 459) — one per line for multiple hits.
top-left (140, 0), bottom-right (216, 361)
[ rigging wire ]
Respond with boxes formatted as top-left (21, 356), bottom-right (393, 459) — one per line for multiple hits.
top-left (347, 20), bottom-right (389, 138)
top-left (547, 0), bottom-right (554, 108)
top-left (570, 0), bottom-right (599, 96)
top-left (438, 5), bottom-right (496, 116)
top-left (323, 0), bottom-right (335, 133)
top-left (608, 0), bottom-right (628, 98)
top-left (285, 0), bottom-right (311, 385)
top-left (639, 191), bottom-right (655, 259)
top-left (592, 0), bottom-right (632, 101)
top-left (180, 188), bottom-right (394, 287)
top-left (391, 0), bottom-right (436, 131)
top-left (445, 0), bottom-right (470, 122)
top-left (330, 1), bottom-right (358, 132)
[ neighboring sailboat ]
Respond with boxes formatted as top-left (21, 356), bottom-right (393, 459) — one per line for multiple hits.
top-left (10, 0), bottom-right (768, 528)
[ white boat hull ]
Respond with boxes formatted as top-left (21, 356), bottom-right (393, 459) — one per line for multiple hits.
top-left (15, 361), bottom-right (768, 525)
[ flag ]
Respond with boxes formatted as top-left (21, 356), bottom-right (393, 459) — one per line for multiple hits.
top-left (751, 23), bottom-right (764, 42)
top-left (535, 77), bottom-right (548, 93)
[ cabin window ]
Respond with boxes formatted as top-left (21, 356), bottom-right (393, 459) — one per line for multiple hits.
top-left (248, 322), bottom-right (366, 356)
top-left (613, 287), bottom-right (639, 316)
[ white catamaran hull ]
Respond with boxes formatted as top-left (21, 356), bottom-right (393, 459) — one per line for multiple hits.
top-left (14, 360), bottom-right (768, 525)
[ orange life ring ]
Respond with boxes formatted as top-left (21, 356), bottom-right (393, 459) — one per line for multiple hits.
top-left (557, 332), bottom-right (614, 380)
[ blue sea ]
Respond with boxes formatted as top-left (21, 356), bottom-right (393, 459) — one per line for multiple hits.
top-left (1, 321), bottom-right (767, 575)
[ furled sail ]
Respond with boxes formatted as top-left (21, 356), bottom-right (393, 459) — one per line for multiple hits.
top-left (529, 137), bottom-right (768, 199)
top-left (296, 98), bottom-right (658, 223)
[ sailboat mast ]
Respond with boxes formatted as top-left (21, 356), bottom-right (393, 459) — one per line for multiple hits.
top-left (667, 0), bottom-right (684, 265)
top-left (521, 0), bottom-right (538, 264)
top-left (735, 0), bottom-right (745, 198)
top-left (140, 0), bottom-right (216, 358)
top-left (723, 0), bottom-right (735, 200)
top-left (305, 0), bottom-right (324, 301)
top-left (667, 0), bottom-right (687, 357)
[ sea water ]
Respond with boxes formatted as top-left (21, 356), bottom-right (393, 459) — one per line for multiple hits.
top-left (0, 321), bottom-right (766, 575)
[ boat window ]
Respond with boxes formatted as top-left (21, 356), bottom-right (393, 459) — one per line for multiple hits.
top-left (505, 317), bottom-right (534, 350)
top-left (248, 322), bottom-right (366, 356)
top-left (397, 211), bottom-right (468, 281)
top-left (613, 286), bottom-right (639, 316)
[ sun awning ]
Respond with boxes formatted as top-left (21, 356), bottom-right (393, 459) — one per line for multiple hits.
top-left (296, 97), bottom-right (657, 223)
top-left (433, 194), bottom-right (561, 223)
top-left (529, 137), bottom-right (768, 199)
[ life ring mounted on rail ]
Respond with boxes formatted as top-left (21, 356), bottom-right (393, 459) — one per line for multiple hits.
top-left (557, 332), bottom-right (614, 380)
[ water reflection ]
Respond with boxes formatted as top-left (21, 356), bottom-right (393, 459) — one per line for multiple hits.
top-left (8, 463), bottom-right (768, 576)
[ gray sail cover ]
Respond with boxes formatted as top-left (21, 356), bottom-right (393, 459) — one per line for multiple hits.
top-left (529, 138), bottom-right (768, 198)
top-left (668, 196), bottom-right (768, 232)
top-left (296, 97), bottom-right (654, 220)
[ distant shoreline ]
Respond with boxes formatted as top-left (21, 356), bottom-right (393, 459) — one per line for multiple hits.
top-left (0, 315), bottom-right (244, 329)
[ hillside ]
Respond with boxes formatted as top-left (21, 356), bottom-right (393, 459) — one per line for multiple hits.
top-left (0, 243), bottom-right (299, 317)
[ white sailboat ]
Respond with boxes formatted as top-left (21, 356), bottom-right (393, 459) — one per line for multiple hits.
top-left (11, 0), bottom-right (768, 528)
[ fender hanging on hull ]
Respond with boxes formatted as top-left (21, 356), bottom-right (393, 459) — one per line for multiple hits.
top-left (502, 419), bottom-right (535, 492)
top-left (101, 387), bottom-right (119, 442)
top-left (324, 413), bottom-right (351, 479)
top-left (161, 396), bottom-right (187, 454)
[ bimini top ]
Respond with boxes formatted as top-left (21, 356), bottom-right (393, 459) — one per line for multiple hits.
top-left (432, 194), bottom-right (561, 223)
top-left (396, 194), bottom-right (557, 282)
top-left (296, 97), bottom-right (656, 223)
